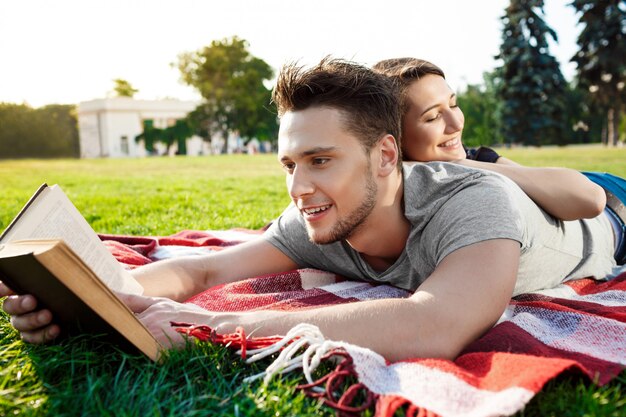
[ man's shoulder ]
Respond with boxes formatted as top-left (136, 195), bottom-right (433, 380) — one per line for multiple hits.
top-left (403, 160), bottom-right (510, 183)
top-left (402, 161), bottom-right (517, 204)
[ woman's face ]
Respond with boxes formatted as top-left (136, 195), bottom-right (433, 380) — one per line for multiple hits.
top-left (401, 74), bottom-right (466, 162)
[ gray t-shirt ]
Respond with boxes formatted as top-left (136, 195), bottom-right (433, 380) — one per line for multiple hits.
top-left (265, 162), bottom-right (616, 296)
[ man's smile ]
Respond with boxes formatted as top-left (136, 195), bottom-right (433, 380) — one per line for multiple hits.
top-left (301, 204), bottom-right (333, 218)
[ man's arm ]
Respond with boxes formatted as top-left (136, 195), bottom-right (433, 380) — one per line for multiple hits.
top-left (455, 158), bottom-right (606, 221)
top-left (0, 238), bottom-right (299, 343)
top-left (134, 238), bottom-right (300, 301)
top-left (131, 239), bottom-right (520, 361)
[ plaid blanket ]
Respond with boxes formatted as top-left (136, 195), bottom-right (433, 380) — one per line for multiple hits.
top-left (101, 230), bottom-right (626, 417)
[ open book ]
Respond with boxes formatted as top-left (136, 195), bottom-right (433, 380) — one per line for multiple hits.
top-left (0, 184), bottom-right (162, 361)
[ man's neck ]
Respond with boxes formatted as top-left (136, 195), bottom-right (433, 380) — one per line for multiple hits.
top-left (345, 169), bottom-right (409, 271)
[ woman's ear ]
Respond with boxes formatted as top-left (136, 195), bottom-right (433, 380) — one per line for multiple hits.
top-left (377, 134), bottom-right (400, 177)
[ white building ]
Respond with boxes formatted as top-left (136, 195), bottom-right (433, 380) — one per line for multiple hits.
top-left (77, 97), bottom-right (210, 158)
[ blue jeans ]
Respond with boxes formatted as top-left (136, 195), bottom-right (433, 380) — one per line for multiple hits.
top-left (583, 172), bottom-right (626, 265)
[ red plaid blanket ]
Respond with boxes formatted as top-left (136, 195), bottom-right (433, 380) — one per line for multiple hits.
top-left (101, 230), bottom-right (626, 417)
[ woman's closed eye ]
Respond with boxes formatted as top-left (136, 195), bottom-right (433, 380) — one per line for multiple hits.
top-left (425, 113), bottom-right (441, 122)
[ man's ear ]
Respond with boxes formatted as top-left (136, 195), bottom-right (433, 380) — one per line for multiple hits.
top-left (377, 134), bottom-right (399, 177)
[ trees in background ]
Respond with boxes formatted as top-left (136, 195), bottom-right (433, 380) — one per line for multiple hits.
top-left (570, 0), bottom-right (626, 146)
top-left (176, 36), bottom-right (278, 153)
top-left (134, 119), bottom-right (193, 155)
top-left (0, 103), bottom-right (79, 159)
top-left (495, 0), bottom-right (568, 146)
top-left (456, 73), bottom-right (502, 147)
top-left (452, 0), bottom-right (625, 148)
top-left (111, 79), bottom-right (139, 98)
top-left (2, 3), bottom-right (623, 160)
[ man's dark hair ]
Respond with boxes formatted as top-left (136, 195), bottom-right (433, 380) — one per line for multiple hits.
top-left (272, 57), bottom-right (402, 166)
top-left (373, 58), bottom-right (445, 115)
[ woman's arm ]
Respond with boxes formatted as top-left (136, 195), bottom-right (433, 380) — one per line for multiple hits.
top-left (456, 158), bottom-right (606, 220)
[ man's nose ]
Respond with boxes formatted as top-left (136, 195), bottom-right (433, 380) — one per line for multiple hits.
top-left (288, 167), bottom-right (315, 200)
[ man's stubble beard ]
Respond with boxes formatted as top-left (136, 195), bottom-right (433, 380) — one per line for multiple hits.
top-left (307, 169), bottom-right (378, 245)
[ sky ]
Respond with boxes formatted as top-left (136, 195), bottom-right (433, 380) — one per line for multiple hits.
top-left (0, 0), bottom-right (581, 108)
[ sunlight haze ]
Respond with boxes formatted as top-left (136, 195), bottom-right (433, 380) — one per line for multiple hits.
top-left (0, 0), bottom-right (578, 107)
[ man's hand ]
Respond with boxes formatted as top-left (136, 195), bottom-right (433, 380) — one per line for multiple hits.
top-left (121, 293), bottom-right (284, 348)
top-left (121, 294), bottom-right (242, 348)
top-left (0, 281), bottom-right (60, 343)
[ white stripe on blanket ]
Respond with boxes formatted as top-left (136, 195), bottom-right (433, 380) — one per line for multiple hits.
top-left (503, 306), bottom-right (626, 364)
top-left (319, 281), bottom-right (410, 300)
top-left (205, 229), bottom-right (263, 242)
top-left (347, 343), bottom-right (535, 417)
top-left (526, 286), bottom-right (626, 307)
top-left (150, 245), bottom-right (215, 260)
top-left (148, 230), bottom-right (262, 261)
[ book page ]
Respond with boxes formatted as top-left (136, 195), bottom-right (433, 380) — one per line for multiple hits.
top-left (1, 185), bottom-right (143, 295)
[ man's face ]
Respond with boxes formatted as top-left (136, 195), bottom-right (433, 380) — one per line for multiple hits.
top-left (277, 107), bottom-right (378, 244)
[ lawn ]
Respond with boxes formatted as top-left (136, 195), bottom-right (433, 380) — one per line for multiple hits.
top-left (1, 147), bottom-right (625, 416)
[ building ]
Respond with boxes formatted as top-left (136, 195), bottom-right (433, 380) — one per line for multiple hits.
top-left (77, 97), bottom-right (209, 158)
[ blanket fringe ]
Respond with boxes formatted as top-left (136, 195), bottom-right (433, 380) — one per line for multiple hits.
top-left (296, 349), bottom-right (378, 416)
top-left (174, 322), bottom-right (436, 417)
top-left (243, 323), bottom-right (344, 384)
top-left (171, 321), bottom-right (283, 360)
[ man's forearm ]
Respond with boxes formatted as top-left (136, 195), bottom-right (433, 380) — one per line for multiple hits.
top-left (132, 239), bottom-right (301, 302)
top-left (252, 298), bottom-right (440, 361)
top-left (133, 256), bottom-right (212, 301)
top-left (232, 294), bottom-right (486, 362)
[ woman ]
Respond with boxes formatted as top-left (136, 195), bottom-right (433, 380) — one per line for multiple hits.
top-left (373, 57), bottom-right (625, 264)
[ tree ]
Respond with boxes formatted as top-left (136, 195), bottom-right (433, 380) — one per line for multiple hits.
top-left (134, 119), bottom-right (194, 156)
top-left (176, 36), bottom-right (278, 153)
top-left (563, 81), bottom-right (605, 144)
top-left (457, 72), bottom-right (502, 147)
top-left (112, 79), bottom-right (139, 98)
top-left (135, 120), bottom-right (159, 155)
top-left (495, 0), bottom-right (568, 146)
top-left (0, 103), bottom-right (79, 159)
top-left (570, 0), bottom-right (626, 146)
top-left (161, 119), bottom-right (194, 155)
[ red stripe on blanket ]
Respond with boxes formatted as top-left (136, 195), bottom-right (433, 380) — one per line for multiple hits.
top-left (565, 276), bottom-right (626, 295)
top-left (462, 321), bottom-right (623, 385)
top-left (186, 271), bottom-right (360, 312)
top-left (398, 352), bottom-right (580, 392)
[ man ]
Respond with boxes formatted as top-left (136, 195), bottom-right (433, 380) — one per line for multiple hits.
top-left (1, 58), bottom-right (617, 362)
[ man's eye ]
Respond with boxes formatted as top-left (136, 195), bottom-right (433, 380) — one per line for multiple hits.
top-left (282, 163), bottom-right (295, 172)
top-left (313, 158), bottom-right (329, 165)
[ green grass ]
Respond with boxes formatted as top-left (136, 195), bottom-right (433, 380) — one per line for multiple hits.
top-left (0, 155), bottom-right (290, 235)
top-left (1, 147), bottom-right (625, 416)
